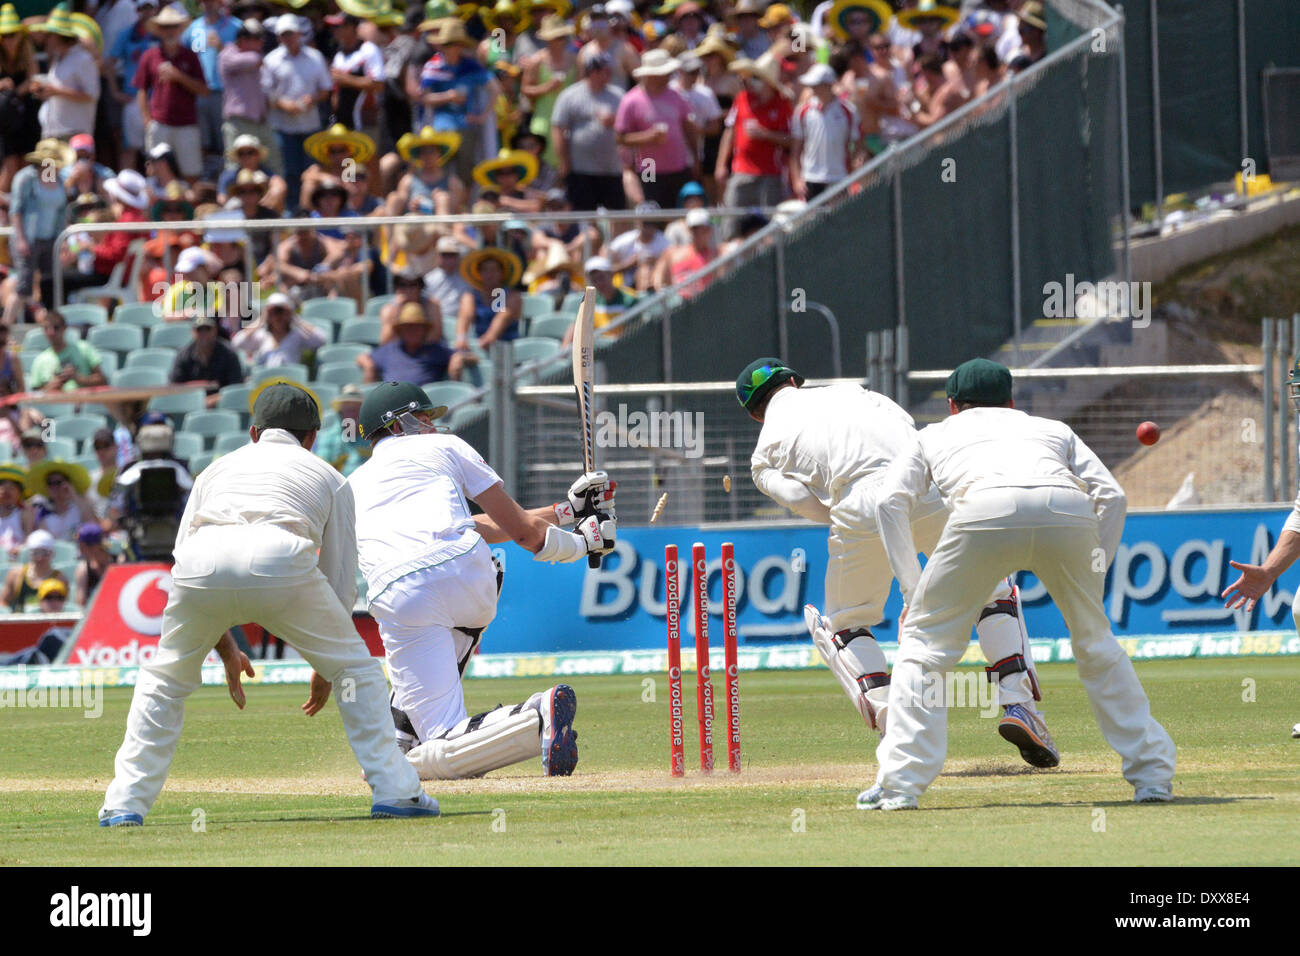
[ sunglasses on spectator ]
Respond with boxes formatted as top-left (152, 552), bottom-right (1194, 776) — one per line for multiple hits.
top-left (47, 476), bottom-right (68, 488)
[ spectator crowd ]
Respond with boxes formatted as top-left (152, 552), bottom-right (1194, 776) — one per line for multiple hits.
top-left (0, 0), bottom-right (1048, 611)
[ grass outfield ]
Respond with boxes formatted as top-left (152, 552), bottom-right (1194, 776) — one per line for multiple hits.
top-left (1, 657), bottom-right (1297, 865)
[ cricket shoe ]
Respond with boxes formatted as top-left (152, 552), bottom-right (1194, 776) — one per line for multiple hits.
top-left (371, 792), bottom-right (441, 818)
top-left (1133, 785), bottom-right (1174, 804)
top-left (998, 703), bottom-right (1060, 768)
top-left (856, 785), bottom-right (919, 811)
top-left (98, 811), bottom-right (144, 828)
top-left (541, 684), bottom-right (578, 776)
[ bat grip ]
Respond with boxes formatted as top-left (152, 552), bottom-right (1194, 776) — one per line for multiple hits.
top-left (578, 489), bottom-right (605, 568)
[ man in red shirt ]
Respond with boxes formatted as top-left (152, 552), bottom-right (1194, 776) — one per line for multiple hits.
top-left (715, 57), bottom-right (793, 236)
top-left (134, 7), bottom-right (209, 180)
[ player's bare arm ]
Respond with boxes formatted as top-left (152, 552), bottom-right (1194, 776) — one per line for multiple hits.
top-left (1222, 529), bottom-right (1300, 611)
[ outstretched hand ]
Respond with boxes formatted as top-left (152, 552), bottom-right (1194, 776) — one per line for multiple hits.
top-left (302, 671), bottom-right (332, 716)
top-left (225, 652), bottom-right (256, 709)
top-left (1221, 560), bottom-right (1274, 612)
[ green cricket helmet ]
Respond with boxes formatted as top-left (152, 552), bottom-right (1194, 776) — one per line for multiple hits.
top-left (736, 357), bottom-right (804, 412)
top-left (358, 381), bottom-right (448, 439)
top-left (1290, 353), bottom-right (1300, 411)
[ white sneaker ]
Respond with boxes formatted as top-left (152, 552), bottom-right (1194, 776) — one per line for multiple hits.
top-left (1133, 785), bottom-right (1173, 804)
top-left (856, 785), bottom-right (919, 811)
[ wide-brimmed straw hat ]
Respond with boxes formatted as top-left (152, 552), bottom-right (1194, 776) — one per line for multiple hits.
top-left (0, 4), bottom-right (26, 35)
top-left (397, 126), bottom-right (461, 163)
top-left (460, 246), bottom-right (524, 288)
top-left (895, 0), bottom-right (959, 32)
top-left (730, 56), bottom-right (787, 96)
top-left (226, 133), bottom-right (269, 163)
top-left (149, 6), bottom-right (191, 32)
top-left (35, 3), bottom-right (78, 38)
top-left (305, 123), bottom-right (376, 165)
top-left (27, 459), bottom-right (91, 497)
top-left (472, 149), bottom-right (538, 190)
top-left (535, 12), bottom-right (573, 40)
top-left (826, 0), bottom-right (892, 40)
top-left (693, 31), bottom-right (736, 64)
top-left (481, 0), bottom-right (530, 31)
top-left (25, 138), bottom-right (74, 168)
top-left (428, 16), bottom-right (476, 47)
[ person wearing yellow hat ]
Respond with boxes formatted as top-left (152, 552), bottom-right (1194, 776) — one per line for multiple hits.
top-left (388, 126), bottom-right (470, 241)
top-left (456, 246), bottom-right (524, 351)
top-left (2, 529), bottom-right (68, 613)
top-left (28, 458), bottom-right (93, 542)
top-left (301, 123), bottom-right (377, 209)
top-left (415, 17), bottom-right (493, 188)
top-left (0, 3), bottom-right (40, 196)
top-left (0, 462), bottom-right (34, 559)
top-left (825, 0), bottom-right (892, 43)
top-left (471, 148), bottom-right (541, 211)
top-left (30, 4), bottom-right (99, 144)
top-left (478, 0), bottom-right (530, 69)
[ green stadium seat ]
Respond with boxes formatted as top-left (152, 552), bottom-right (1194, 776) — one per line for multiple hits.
top-left (182, 410), bottom-right (241, 449)
top-left (189, 451), bottom-right (215, 473)
top-left (338, 318), bottom-right (382, 346)
top-left (462, 357), bottom-right (492, 389)
top-left (302, 297), bottom-right (358, 323)
top-left (527, 313), bottom-right (574, 340)
top-left (315, 361), bottom-right (362, 387)
top-left (57, 303), bottom-right (109, 327)
top-left (559, 291), bottom-right (584, 314)
top-left (111, 367), bottom-right (168, 388)
top-left (126, 347), bottom-right (178, 371)
top-left (303, 316), bottom-right (336, 345)
top-left (213, 432), bottom-right (249, 455)
top-left (146, 323), bottom-right (195, 350)
top-left (147, 388), bottom-right (206, 421)
top-left (363, 294), bottom-right (395, 317)
top-left (422, 381), bottom-right (480, 408)
top-left (87, 324), bottom-right (145, 354)
top-left (511, 336), bottom-right (562, 364)
top-left (522, 293), bottom-right (554, 319)
top-left (316, 343), bottom-right (369, 366)
top-left (112, 301), bottom-right (166, 328)
top-left (23, 327), bottom-right (80, 351)
top-left (43, 415), bottom-right (103, 453)
top-left (97, 352), bottom-right (120, 376)
top-left (171, 431), bottom-right (204, 463)
top-left (42, 438), bottom-right (77, 459)
top-left (251, 364), bottom-right (308, 385)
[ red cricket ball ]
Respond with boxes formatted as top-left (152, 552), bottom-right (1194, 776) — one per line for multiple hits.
top-left (1137, 421), bottom-right (1160, 446)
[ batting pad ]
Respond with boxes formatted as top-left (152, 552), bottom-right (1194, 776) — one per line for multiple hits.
top-left (805, 605), bottom-right (890, 732)
top-left (405, 708), bottom-right (542, 780)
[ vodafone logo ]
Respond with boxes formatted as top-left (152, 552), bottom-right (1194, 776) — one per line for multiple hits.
top-left (117, 570), bottom-right (173, 636)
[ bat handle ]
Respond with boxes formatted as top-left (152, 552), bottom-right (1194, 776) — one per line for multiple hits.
top-left (588, 553), bottom-right (601, 568)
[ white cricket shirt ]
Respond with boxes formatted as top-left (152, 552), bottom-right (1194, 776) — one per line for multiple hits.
top-left (346, 432), bottom-right (501, 604)
top-left (874, 406), bottom-right (1127, 603)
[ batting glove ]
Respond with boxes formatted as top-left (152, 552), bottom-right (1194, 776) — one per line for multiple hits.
top-left (554, 470), bottom-right (617, 525)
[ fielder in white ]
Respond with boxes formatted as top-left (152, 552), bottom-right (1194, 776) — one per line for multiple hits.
top-left (862, 358), bottom-right (1176, 810)
top-left (738, 357), bottom-right (1059, 767)
top-left (343, 382), bottom-right (617, 780)
top-left (99, 383), bottom-right (439, 826)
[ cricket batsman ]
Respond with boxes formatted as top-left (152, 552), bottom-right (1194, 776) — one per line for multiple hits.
top-left (738, 357), bottom-right (1059, 767)
top-left (1222, 354), bottom-right (1300, 738)
top-left (343, 381), bottom-right (617, 780)
top-left (99, 383), bottom-right (440, 826)
top-left (864, 358), bottom-right (1176, 810)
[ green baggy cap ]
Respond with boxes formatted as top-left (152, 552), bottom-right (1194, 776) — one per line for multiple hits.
top-left (252, 382), bottom-right (322, 431)
top-left (945, 358), bottom-right (1012, 405)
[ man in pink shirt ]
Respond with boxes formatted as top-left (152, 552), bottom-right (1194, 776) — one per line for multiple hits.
top-left (134, 7), bottom-right (209, 180)
top-left (614, 49), bottom-right (699, 209)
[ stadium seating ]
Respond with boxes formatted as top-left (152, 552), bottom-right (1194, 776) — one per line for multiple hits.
top-left (43, 438), bottom-right (77, 460)
top-left (189, 451), bottom-right (215, 473)
top-left (170, 431), bottom-right (203, 463)
top-left (111, 367), bottom-right (168, 388)
top-left (316, 343), bottom-right (369, 366)
top-left (182, 411), bottom-right (241, 449)
top-left (57, 303), bottom-right (109, 328)
top-left (442, 316), bottom-right (460, 343)
top-left (213, 432), bottom-right (249, 455)
top-left (216, 384), bottom-right (254, 422)
top-left (315, 361), bottom-right (363, 387)
top-left (126, 348), bottom-right (179, 371)
top-left (338, 318), bottom-right (382, 346)
top-left (560, 291), bottom-right (584, 314)
top-left (363, 294), bottom-right (395, 317)
top-left (68, 239), bottom-right (144, 306)
top-left (302, 298), bottom-right (358, 323)
top-left (309, 383), bottom-right (338, 411)
top-left (97, 352), bottom-right (120, 377)
top-left (423, 381), bottom-right (480, 409)
top-left (303, 317), bottom-right (336, 345)
top-left (147, 388), bottom-right (206, 421)
top-left (24, 327), bottom-right (80, 351)
top-left (522, 293), bottom-right (555, 320)
top-left (462, 358), bottom-right (492, 389)
top-left (87, 324), bottom-right (145, 355)
top-left (251, 364), bottom-right (308, 385)
top-left (147, 323), bottom-right (195, 351)
top-left (527, 313), bottom-right (574, 340)
top-left (45, 415), bottom-right (103, 454)
top-left (511, 337), bottom-right (562, 364)
top-left (112, 302), bottom-right (165, 328)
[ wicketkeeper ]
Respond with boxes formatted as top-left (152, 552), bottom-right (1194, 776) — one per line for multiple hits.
top-left (342, 381), bottom-right (617, 780)
top-left (739, 357), bottom-right (1059, 767)
top-left (99, 383), bottom-right (439, 826)
top-left (864, 359), bottom-right (1176, 810)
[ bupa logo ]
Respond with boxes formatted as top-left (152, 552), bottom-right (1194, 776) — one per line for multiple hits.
top-left (117, 570), bottom-right (173, 636)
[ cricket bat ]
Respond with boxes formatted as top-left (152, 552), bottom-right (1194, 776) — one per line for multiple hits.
top-left (571, 285), bottom-right (602, 568)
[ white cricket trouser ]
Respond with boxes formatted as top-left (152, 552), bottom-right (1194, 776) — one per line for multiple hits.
top-left (369, 541), bottom-right (500, 743)
top-left (826, 480), bottom-right (1033, 704)
top-left (101, 570), bottom-right (423, 818)
top-left (875, 486), bottom-right (1177, 798)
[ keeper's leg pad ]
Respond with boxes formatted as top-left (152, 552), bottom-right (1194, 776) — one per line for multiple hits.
top-left (804, 604), bottom-right (890, 732)
top-left (974, 577), bottom-right (1040, 705)
top-left (405, 704), bottom-right (542, 780)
